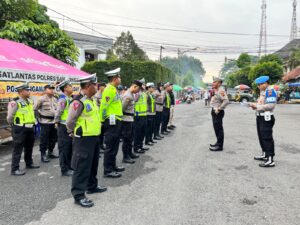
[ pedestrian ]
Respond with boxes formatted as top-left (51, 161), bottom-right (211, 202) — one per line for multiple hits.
top-left (161, 83), bottom-right (171, 135)
top-left (167, 84), bottom-right (176, 130)
top-left (204, 90), bottom-right (209, 106)
top-left (209, 77), bottom-right (229, 152)
top-left (121, 80), bottom-right (142, 164)
top-left (153, 83), bottom-right (164, 140)
top-left (34, 83), bottom-right (58, 163)
top-left (133, 78), bottom-right (149, 153)
top-left (55, 80), bottom-right (74, 176)
top-left (100, 68), bottom-right (125, 178)
top-left (66, 74), bottom-right (107, 208)
top-left (145, 82), bottom-right (157, 146)
top-left (94, 82), bottom-right (107, 153)
top-left (7, 83), bottom-right (40, 176)
top-left (249, 76), bottom-right (277, 167)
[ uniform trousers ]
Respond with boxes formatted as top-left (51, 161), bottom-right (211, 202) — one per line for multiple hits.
top-left (11, 125), bottom-right (35, 171)
top-left (145, 115), bottom-right (155, 143)
top-left (211, 109), bottom-right (225, 148)
top-left (133, 116), bottom-right (147, 150)
top-left (161, 108), bottom-right (170, 132)
top-left (154, 111), bottom-right (162, 137)
top-left (39, 123), bottom-right (57, 155)
top-left (256, 115), bottom-right (275, 157)
top-left (122, 121), bottom-right (134, 158)
top-left (57, 124), bottom-right (72, 173)
top-left (103, 119), bottom-right (122, 172)
top-left (71, 136), bottom-right (99, 200)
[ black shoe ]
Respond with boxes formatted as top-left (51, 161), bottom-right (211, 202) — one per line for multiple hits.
top-left (141, 147), bottom-right (150, 151)
top-left (62, 170), bottom-right (73, 176)
top-left (113, 166), bottom-right (125, 172)
top-left (209, 146), bottom-right (223, 151)
top-left (254, 153), bottom-right (267, 161)
top-left (259, 157), bottom-right (275, 168)
top-left (104, 171), bottom-right (122, 178)
top-left (171, 125), bottom-right (176, 128)
top-left (166, 130), bottom-right (171, 133)
top-left (150, 140), bottom-right (157, 144)
top-left (161, 132), bottom-right (168, 135)
top-left (134, 149), bottom-right (145, 154)
top-left (168, 126), bottom-right (174, 130)
top-left (153, 137), bottom-right (162, 140)
top-left (157, 135), bottom-right (164, 139)
top-left (86, 186), bottom-right (107, 194)
top-left (26, 163), bottom-right (40, 169)
top-left (129, 153), bottom-right (139, 159)
top-left (100, 145), bottom-right (106, 151)
top-left (145, 142), bottom-right (154, 146)
top-left (74, 198), bottom-right (94, 208)
top-left (41, 155), bottom-right (50, 163)
top-left (48, 153), bottom-right (59, 159)
top-left (11, 169), bottom-right (26, 176)
top-left (123, 158), bottom-right (135, 164)
top-left (210, 143), bottom-right (218, 147)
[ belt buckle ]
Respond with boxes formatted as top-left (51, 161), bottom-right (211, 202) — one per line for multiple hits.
top-left (25, 124), bottom-right (33, 128)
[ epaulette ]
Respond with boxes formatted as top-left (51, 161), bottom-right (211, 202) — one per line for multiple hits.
top-left (13, 97), bottom-right (20, 101)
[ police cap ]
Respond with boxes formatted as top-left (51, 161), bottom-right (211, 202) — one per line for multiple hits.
top-left (255, 76), bottom-right (270, 85)
top-left (78, 74), bottom-right (97, 84)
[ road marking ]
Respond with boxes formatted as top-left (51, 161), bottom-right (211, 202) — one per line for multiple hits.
top-left (38, 172), bottom-right (49, 176)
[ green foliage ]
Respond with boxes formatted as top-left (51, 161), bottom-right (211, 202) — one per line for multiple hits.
top-left (237, 53), bottom-right (251, 68)
top-left (259, 54), bottom-right (283, 65)
top-left (219, 59), bottom-right (238, 79)
top-left (0, 20), bottom-right (79, 65)
top-left (288, 48), bottom-right (300, 70)
top-left (81, 60), bottom-right (176, 87)
top-left (249, 61), bottom-right (283, 84)
top-left (182, 71), bottom-right (195, 87)
top-left (108, 31), bottom-right (148, 61)
top-left (106, 48), bottom-right (118, 61)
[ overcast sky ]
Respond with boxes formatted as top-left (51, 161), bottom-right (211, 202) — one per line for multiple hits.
top-left (40, 0), bottom-right (294, 81)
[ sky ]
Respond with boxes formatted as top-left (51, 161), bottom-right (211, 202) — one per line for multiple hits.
top-left (40, 0), bottom-right (294, 82)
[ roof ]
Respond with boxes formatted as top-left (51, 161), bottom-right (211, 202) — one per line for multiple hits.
top-left (65, 31), bottom-right (113, 50)
top-left (275, 39), bottom-right (300, 61)
top-left (282, 66), bottom-right (300, 81)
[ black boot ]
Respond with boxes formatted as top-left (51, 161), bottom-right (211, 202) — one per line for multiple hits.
top-left (259, 156), bottom-right (275, 167)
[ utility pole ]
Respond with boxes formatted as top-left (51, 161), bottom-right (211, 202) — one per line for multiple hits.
top-left (258, 0), bottom-right (267, 58)
top-left (177, 48), bottom-right (181, 75)
top-left (290, 0), bottom-right (298, 41)
top-left (159, 45), bottom-right (165, 62)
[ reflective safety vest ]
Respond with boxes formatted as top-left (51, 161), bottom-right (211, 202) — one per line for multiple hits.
top-left (148, 93), bottom-right (155, 113)
top-left (165, 92), bottom-right (171, 109)
top-left (74, 97), bottom-right (101, 136)
top-left (100, 84), bottom-right (123, 121)
top-left (135, 92), bottom-right (148, 116)
top-left (14, 98), bottom-right (35, 125)
top-left (59, 94), bottom-right (72, 123)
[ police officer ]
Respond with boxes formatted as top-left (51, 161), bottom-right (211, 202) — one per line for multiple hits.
top-left (55, 80), bottom-right (73, 176)
top-left (133, 78), bottom-right (149, 153)
top-left (168, 84), bottom-right (176, 130)
top-left (209, 77), bottom-right (229, 151)
top-left (161, 83), bottom-right (171, 135)
top-left (121, 80), bottom-right (142, 164)
top-left (153, 83), bottom-right (164, 140)
top-left (7, 83), bottom-right (39, 176)
top-left (94, 82), bottom-right (107, 152)
top-left (145, 82), bottom-right (157, 146)
top-left (100, 68), bottom-right (125, 178)
top-left (66, 74), bottom-right (107, 208)
top-left (34, 83), bottom-right (58, 162)
top-left (249, 76), bottom-right (277, 167)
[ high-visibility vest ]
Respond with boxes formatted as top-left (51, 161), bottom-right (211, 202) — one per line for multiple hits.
top-left (148, 93), bottom-right (155, 113)
top-left (74, 97), bottom-right (101, 136)
top-left (14, 98), bottom-right (35, 125)
top-left (135, 92), bottom-right (148, 116)
top-left (59, 94), bottom-right (72, 123)
top-left (165, 92), bottom-right (171, 109)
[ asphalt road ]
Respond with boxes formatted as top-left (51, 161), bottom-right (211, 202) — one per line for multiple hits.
top-left (0, 101), bottom-right (300, 225)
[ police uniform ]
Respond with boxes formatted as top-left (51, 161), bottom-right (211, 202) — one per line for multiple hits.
top-left (168, 86), bottom-right (176, 129)
top-left (209, 78), bottom-right (229, 151)
top-left (253, 76), bottom-right (277, 167)
top-left (145, 82), bottom-right (156, 145)
top-left (100, 68), bottom-right (125, 178)
top-left (121, 80), bottom-right (142, 164)
top-left (55, 81), bottom-right (73, 176)
top-left (133, 79), bottom-right (149, 153)
top-left (161, 83), bottom-right (171, 135)
top-left (66, 74), bottom-right (107, 208)
top-left (153, 84), bottom-right (164, 140)
top-left (34, 84), bottom-right (58, 162)
top-left (7, 83), bottom-right (39, 176)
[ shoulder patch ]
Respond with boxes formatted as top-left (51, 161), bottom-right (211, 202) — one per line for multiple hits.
top-left (73, 101), bottom-right (80, 111)
top-left (10, 102), bottom-right (16, 108)
top-left (220, 90), bottom-right (225, 97)
top-left (105, 96), bottom-right (110, 102)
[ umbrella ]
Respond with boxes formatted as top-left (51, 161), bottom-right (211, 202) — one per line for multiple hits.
top-left (173, 84), bottom-right (183, 91)
top-left (234, 84), bottom-right (250, 90)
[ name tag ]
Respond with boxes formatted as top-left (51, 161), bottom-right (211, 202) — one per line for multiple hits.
top-left (109, 115), bottom-right (116, 125)
top-left (264, 111), bottom-right (271, 121)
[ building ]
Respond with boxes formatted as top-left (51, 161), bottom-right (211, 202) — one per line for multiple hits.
top-left (65, 31), bottom-right (113, 69)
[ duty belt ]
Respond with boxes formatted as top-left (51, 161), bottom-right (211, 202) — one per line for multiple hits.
top-left (123, 112), bottom-right (134, 116)
top-left (14, 124), bottom-right (34, 128)
top-left (40, 115), bottom-right (55, 120)
top-left (156, 103), bottom-right (163, 106)
top-left (256, 112), bottom-right (274, 116)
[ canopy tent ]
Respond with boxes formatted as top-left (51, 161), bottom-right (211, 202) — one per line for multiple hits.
top-left (0, 38), bottom-right (89, 97)
top-left (288, 83), bottom-right (300, 87)
top-left (173, 84), bottom-right (183, 91)
top-left (234, 84), bottom-right (250, 90)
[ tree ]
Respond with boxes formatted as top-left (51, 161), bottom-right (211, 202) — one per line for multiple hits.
top-left (0, 20), bottom-right (78, 65)
top-left (259, 54), bottom-right (283, 65)
top-left (106, 48), bottom-right (118, 61)
top-left (237, 53), bottom-right (251, 68)
top-left (288, 48), bottom-right (300, 70)
top-left (219, 59), bottom-right (238, 79)
top-left (182, 71), bottom-right (195, 87)
top-left (109, 31), bottom-right (148, 61)
top-left (249, 61), bottom-right (283, 84)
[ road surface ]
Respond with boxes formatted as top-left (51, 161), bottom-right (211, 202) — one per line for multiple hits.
top-left (0, 101), bottom-right (300, 225)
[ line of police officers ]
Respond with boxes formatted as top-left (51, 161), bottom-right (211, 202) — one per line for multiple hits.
top-left (7, 67), bottom-right (176, 207)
